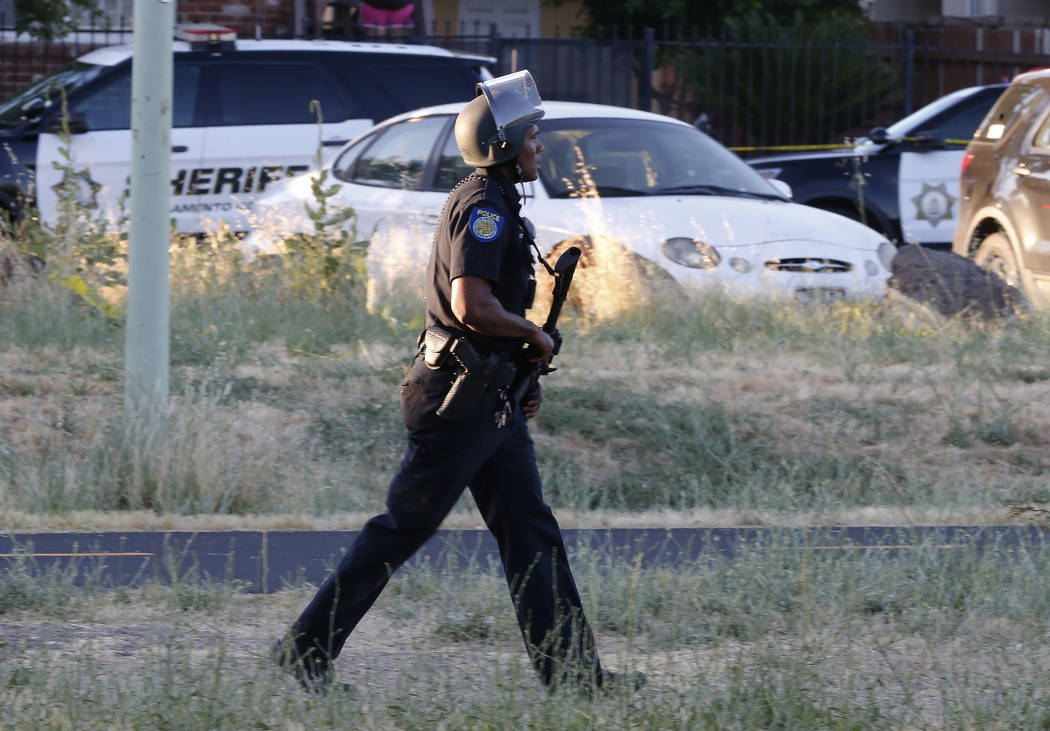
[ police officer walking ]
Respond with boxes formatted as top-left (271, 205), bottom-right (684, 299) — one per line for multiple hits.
top-left (274, 71), bottom-right (639, 695)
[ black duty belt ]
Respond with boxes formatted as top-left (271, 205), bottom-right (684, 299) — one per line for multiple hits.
top-left (418, 325), bottom-right (518, 422)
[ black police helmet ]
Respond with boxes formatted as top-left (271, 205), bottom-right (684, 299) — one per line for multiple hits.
top-left (455, 70), bottom-right (544, 168)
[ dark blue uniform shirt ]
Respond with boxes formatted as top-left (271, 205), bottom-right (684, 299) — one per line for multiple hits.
top-left (424, 167), bottom-right (534, 354)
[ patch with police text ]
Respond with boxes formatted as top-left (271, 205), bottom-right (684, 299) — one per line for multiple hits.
top-left (468, 207), bottom-right (503, 242)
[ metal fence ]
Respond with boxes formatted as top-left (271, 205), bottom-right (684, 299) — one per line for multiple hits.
top-left (474, 28), bottom-right (1050, 154)
top-left (4, 18), bottom-right (1048, 154)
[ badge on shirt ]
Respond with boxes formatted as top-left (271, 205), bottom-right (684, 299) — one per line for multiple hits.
top-left (468, 207), bottom-right (503, 242)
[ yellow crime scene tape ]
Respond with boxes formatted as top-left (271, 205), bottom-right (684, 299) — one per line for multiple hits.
top-left (728, 137), bottom-right (972, 153)
top-left (730, 142), bottom-right (856, 152)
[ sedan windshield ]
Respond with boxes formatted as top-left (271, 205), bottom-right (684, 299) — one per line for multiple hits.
top-left (537, 117), bottom-right (784, 200)
top-left (0, 62), bottom-right (104, 128)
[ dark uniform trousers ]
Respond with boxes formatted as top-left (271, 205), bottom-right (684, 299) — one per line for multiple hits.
top-left (292, 356), bottom-right (603, 687)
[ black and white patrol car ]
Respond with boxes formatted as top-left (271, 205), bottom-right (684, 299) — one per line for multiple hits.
top-left (747, 84), bottom-right (1006, 247)
top-left (0, 25), bottom-right (492, 234)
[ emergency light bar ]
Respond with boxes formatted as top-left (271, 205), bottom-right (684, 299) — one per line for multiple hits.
top-left (174, 23), bottom-right (236, 52)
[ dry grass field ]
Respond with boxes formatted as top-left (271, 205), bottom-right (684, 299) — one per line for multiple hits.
top-left (2, 250), bottom-right (1050, 530)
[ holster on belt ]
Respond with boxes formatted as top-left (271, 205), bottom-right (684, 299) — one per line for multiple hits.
top-left (421, 326), bottom-right (456, 370)
top-left (420, 325), bottom-right (516, 422)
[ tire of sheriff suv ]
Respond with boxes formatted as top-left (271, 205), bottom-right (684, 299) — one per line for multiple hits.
top-left (973, 232), bottom-right (1021, 290)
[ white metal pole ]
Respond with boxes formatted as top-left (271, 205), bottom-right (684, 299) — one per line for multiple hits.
top-left (124, 0), bottom-right (173, 422)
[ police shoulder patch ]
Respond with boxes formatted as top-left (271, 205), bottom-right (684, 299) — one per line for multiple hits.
top-left (468, 206), bottom-right (503, 242)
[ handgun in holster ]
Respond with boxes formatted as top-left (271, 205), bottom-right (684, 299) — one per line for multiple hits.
top-left (436, 337), bottom-right (494, 421)
top-left (421, 325), bottom-right (516, 422)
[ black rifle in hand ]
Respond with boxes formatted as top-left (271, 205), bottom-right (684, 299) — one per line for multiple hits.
top-left (511, 245), bottom-right (581, 409)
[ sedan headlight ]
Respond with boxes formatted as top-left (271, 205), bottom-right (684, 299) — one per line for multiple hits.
top-left (661, 237), bottom-right (720, 269)
top-left (877, 241), bottom-right (897, 272)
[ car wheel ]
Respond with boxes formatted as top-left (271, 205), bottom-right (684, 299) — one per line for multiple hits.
top-left (531, 235), bottom-right (680, 321)
top-left (974, 232), bottom-right (1021, 288)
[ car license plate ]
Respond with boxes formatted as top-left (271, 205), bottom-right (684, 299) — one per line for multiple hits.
top-left (794, 287), bottom-right (846, 302)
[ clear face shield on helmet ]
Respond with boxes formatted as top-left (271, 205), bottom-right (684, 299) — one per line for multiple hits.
top-left (476, 70), bottom-right (545, 143)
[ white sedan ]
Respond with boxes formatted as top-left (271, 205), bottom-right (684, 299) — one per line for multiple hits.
top-left (242, 101), bottom-right (895, 307)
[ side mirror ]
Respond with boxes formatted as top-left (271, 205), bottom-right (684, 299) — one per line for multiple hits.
top-left (914, 129), bottom-right (946, 150)
top-left (44, 113), bottom-right (89, 135)
top-left (767, 178), bottom-right (792, 199)
top-left (20, 97), bottom-right (47, 122)
top-left (868, 126), bottom-right (891, 144)
top-left (692, 112), bottom-right (713, 136)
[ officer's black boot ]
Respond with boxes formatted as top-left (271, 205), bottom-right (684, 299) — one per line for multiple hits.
top-left (271, 636), bottom-right (352, 696)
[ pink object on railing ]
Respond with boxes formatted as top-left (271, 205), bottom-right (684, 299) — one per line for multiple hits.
top-left (359, 2), bottom-right (415, 29)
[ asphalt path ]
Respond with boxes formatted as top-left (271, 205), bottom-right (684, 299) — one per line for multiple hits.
top-left (1, 525), bottom-right (1046, 594)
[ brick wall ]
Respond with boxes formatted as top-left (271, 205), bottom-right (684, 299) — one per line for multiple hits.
top-left (871, 23), bottom-right (1050, 55)
top-left (175, 0), bottom-right (293, 39)
top-left (870, 23), bottom-right (1050, 102)
top-left (0, 40), bottom-right (98, 100)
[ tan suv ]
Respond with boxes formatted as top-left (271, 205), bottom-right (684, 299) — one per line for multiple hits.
top-left (953, 68), bottom-right (1050, 307)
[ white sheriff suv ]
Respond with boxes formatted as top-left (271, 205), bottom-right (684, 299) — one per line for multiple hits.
top-left (0, 25), bottom-right (492, 234)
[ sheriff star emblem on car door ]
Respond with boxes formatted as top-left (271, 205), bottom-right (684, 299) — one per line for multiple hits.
top-left (911, 182), bottom-right (957, 227)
